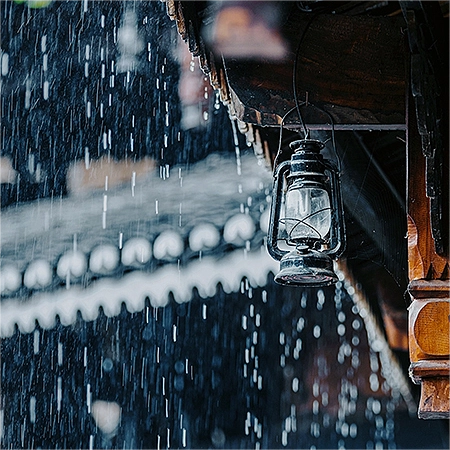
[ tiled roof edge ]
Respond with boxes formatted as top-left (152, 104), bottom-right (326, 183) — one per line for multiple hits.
top-left (1, 248), bottom-right (278, 337)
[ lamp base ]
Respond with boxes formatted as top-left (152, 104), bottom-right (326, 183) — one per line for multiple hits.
top-left (274, 248), bottom-right (338, 287)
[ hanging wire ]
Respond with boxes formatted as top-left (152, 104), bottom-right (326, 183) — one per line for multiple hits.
top-left (274, 13), bottom-right (333, 172)
top-left (292, 14), bottom-right (319, 138)
top-left (273, 105), bottom-right (301, 169)
top-left (274, 10), bottom-right (343, 176)
top-left (291, 13), bottom-right (342, 173)
top-left (273, 14), bottom-right (320, 171)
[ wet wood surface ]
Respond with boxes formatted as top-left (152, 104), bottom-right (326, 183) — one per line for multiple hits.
top-left (417, 378), bottom-right (450, 420)
top-left (413, 302), bottom-right (450, 356)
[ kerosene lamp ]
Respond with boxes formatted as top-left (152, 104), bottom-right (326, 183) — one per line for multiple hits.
top-left (267, 138), bottom-right (345, 286)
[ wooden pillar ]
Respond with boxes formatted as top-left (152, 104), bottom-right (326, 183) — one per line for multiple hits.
top-left (407, 102), bottom-right (450, 419)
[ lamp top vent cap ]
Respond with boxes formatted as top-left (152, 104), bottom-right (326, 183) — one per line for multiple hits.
top-left (289, 139), bottom-right (325, 153)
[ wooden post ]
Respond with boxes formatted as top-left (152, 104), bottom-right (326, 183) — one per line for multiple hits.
top-left (402, 1), bottom-right (450, 419)
top-left (407, 100), bottom-right (450, 419)
top-left (408, 281), bottom-right (449, 419)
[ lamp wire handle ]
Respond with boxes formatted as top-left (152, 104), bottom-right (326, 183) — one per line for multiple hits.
top-left (273, 105), bottom-right (302, 170)
top-left (323, 160), bottom-right (346, 258)
top-left (267, 160), bottom-right (291, 261)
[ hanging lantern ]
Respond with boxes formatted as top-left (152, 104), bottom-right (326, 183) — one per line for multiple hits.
top-left (267, 138), bottom-right (345, 287)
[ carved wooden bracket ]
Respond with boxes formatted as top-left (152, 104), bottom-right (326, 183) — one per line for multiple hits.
top-left (401, 2), bottom-right (449, 256)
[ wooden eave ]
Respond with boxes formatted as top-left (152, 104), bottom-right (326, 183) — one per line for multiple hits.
top-left (224, 12), bottom-right (407, 128)
top-left (166, 1), bottom-right (408, 129)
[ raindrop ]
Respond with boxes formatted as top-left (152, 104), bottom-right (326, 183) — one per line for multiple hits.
top-left (1, 52), bottom-right (9, 75)
top-left (372, 398), bottom-right (382, 414)
top-left (43, 81), bottom-right (49, 99)
top-left (33, 330), bottom-right (40, 354)
top-left (58, 342), bottom-right (63, 366)
top-left (313, 325), bottom-right (321, 338)
top-left (57, 377), bottom-right (62, 412)
top-left (29, 396), bottom-right (36, 424)
top-left (317, 289), bottom-right (325, 310)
